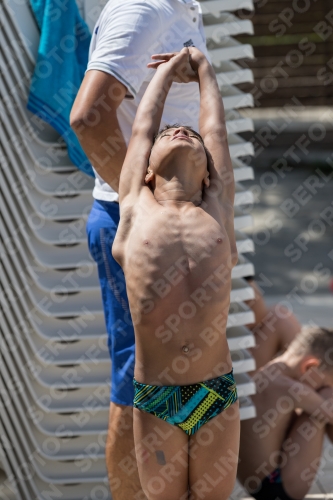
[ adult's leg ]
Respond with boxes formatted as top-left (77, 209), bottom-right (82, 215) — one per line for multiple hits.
top-left (280, 387), bottom-right (333, 499)
top-left (133, 409), bottom-right (189, 500)
top-left (106, 403), bottom-right (147, 500)
top-left (86, 201), bottom-right (141, 498)
top-left (189, 401), bottom-right (240, 500)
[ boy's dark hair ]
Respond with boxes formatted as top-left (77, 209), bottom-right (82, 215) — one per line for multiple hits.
top-left (289, 326), bottom-right (333, 370)
top-left (153, 124), bottom-right (205, 147)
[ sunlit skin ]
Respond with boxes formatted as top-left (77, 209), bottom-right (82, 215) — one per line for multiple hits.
top-left (118, 125), bottom-right (232, 386)
top-left (112, 48), bottom-right (240, 500)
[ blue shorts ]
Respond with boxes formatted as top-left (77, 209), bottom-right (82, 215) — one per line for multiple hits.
top-left (86, 199), bottom-right (135, 406)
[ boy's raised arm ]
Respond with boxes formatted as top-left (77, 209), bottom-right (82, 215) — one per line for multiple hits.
top-left (191, 49), bottom-right (237, 264)
top-left (193, 50), bottom-right (234, 207)
top-left (118, 48), bottom-right (195, 204)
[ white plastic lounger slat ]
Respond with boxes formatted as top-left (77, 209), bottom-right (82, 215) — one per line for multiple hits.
top-left (239, 396), bottom-right (256, 421)
top-left (204, 15), bottom-right (254, 39)
top-left (1, 377), bottom-right (106, 460)
top-left (233, 254), bottom-right (255, 279)
top-left (0, 451), bottom-right (19, 500)
top-left (2, 345), bottom-right (109, 413)
top-left (1, 314), bottom-right (109, 389)
top-left (1, 77), bottom-right (73, 171)
top-left (227, 326), bottom-right (255, 351)
top-left (209, 38), bottom-right (254, 65)
top-left (0, 470), bottom-right (19, 500)
top-left (1, 298), bottom-right (109, 366)
top-left (200, 0), bottom-right (254, 17)
top-left (1, 406), bottom-right (107, 483)
top-left (0, 196), bottom-right (94, 269)
top-left (1, 129), bottom-right (94, 196)
top-left (1, 17), bottom-right (35, 84)
top-left (1, 352), bottom-right (109, 435)
top-left (1, 108), bottom-right (75, 179)
top-left (1, 179), bottom-right (85, 245)
top-left (228, 302), bottom-right (255, 328)
top-left (0, 68), bottom-right (62, 148)
top-left (1, 419), bottom-right (109, 500)
top-left (1, 171), bottom-right (87, 244)
top-left (226, 116), bottom-right (254, 135)
top-left (229, 134), bottom-right (255, 157)
top-left (0, 235), bottom-right (96, 294)
top-left (231, 349), bottom-right (256, 374)
top-left (0, 29), bottom-right (33, 94)
top-left (1, 80), bottom-right (65, 151)
top-left (0, 425), bottom-right (32, 500)
top-left (4, 0), bottom-right (39, 64)
top-left (220, 86), bottom-right (254, 110)
top-left (232, 157), bottom-right (254, 182)
top-left (1, 258), bottom-right (107, 339)
top-left (217, 66), bottom-right (254, 86)
top-left (234, 207), bottom-right (252, 230)
top-left (234, 373), bottom-right (256, 397)
top-left (235, 231), bottom-right (255, 254)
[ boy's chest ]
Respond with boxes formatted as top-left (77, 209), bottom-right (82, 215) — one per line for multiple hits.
top-left (127, 207), bottom-right (230, 276)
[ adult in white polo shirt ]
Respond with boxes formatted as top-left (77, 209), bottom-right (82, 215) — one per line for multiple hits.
top-left (70, 1), bottom-right (209, 497)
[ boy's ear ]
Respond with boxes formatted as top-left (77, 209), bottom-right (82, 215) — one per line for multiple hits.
top-left (301, 356), bottom-right (321, 374)
top-left (203, 170), bottom-right (210, 188)
top-left (145, 168), bottom-right (155, 185)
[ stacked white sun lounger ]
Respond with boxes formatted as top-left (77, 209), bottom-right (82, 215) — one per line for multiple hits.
top-left (0, 0), bottom-right (257, 497)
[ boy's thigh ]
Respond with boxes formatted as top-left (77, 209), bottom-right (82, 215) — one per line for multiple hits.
top-left (133, 409), bottom-right (189, 500)
top-left (189, 401), bottom-right (240, 500)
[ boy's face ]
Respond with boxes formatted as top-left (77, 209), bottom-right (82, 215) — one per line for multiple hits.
top-left (146, 126), bottom-right (209, 187)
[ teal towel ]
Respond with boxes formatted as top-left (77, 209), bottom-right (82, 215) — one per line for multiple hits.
top-left (27, 0), bottom-right (94, 177)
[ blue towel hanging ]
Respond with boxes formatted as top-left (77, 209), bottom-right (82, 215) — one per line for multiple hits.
top-left (27, 0), bottom-right (94, 177)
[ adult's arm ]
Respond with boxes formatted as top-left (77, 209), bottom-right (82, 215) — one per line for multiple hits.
top-left (70, 71), bottom-right (127, 192)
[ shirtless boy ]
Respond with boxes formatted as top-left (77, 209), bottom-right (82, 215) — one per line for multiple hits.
top-left (112, 47), bottom-right (240, 500)
top-left (238, 326), bottom-right (333, 500)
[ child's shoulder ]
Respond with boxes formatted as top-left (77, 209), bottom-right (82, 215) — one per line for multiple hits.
top-left (253, 360), bottom-right (294, 392)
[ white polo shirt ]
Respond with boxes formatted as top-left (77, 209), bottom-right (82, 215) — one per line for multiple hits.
top-left (86, 0), bottom-right (209, 202)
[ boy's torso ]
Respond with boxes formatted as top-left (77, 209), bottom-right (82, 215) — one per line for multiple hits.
top-left (113, 190), bottom-right (233, 386)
